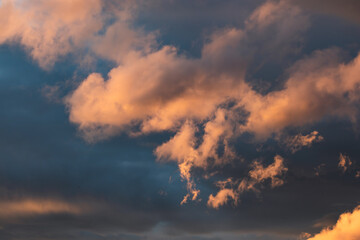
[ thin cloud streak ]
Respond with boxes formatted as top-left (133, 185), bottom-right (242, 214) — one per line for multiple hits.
top-left (0, 198), bottom-right (93, 218)
top-left (207, 155), bottom-right (288, 209)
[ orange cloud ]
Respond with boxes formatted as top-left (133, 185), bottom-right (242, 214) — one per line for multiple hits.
top-left (249, 155), bottom-right (288, 188)
top-left (207, 188), bottom-right (238, 209)
top-left (283, 131), bottom-right (324, 153)
top-left (64, 1), bottom-right (317, 204)
top-left (0, 0), bottom-right (103, 68)
top-left (307, 205), bottom-right (360, 240)
top-left (240, 48), bottom-right (360, 139)
top-left (155, 109), bottom-right (238, 203)
top-left (66, 0), bottom-right (308, 142)
top-left (0, 0), bottom-right (154, 68)
top-left (0, 198), bottom-right (92, 218)
top-left (338, 153), bottom-right (352, 173)
top-left (208, 155), bottom-right (288, 209)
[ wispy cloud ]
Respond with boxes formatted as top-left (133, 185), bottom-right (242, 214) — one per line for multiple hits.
top-left (0, 198), bottom-right (94, 218)
top-left (208, 155), bottom-right (288, 208)
top-left (283, 131), bottom-right (324, 153)
top-left (338, 153), bottom-right (352, 173)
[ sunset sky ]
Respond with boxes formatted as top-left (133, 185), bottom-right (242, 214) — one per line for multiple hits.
top-left (1, 0), bottom-right (360, 239)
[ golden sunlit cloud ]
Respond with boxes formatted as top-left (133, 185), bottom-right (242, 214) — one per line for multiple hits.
top-left (208, 155), bottom-right (288, 208)
top-left (3, 0), bottom-right (359, 210)
top-left (1, 0), bottom-right (360, 239)
top-left (307, 205), bottom-right (360, 240)
top-left (65, 0), bottom-right (360, 206)
top-left (0, 198), bottom-right (92, 218)
top-left (0, 0), bottom-right (154, 68)
top-left (65, 0), bottom-right (308, 204)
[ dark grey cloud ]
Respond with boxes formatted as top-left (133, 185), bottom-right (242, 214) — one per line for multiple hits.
top-left (291, 0), bottom-right (360, 24)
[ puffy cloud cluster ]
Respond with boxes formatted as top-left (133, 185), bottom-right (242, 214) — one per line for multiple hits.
top-left (239, 48), bottom-right (360, 139)
top-left (66, 2), bottom-right (360, 144)
top-left (66, 0), bottom-right (308, 141)
top-left (3, 0), bottom-right (360, 207)
top-left (207, 155), bottom-right (288, 209)
top-left (64, 0), bottom-right (360, 204)
top-left (307, 205), bottom-right (360, 240)
top-left (0, 0), bottom-right (154, 68)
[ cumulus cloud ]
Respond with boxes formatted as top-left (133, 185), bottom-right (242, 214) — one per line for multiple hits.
top-left (0, 0), bottom-right (102, 68)
top-left (239, 48), bottom-right (360, 139)
top-left (0, 0), bottom-right (154, 68)
top-left (5, 0), bottom-right (360, 206)
top-left (67, 2), bottom-right (360, 143)
top-left (64, 0), bottom-right (360, 204)
top-left (66, 0), bottom-right (308, 141)
top-left (307, 205), bottom-right (360, 240)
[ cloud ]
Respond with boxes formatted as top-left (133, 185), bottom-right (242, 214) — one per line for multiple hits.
top-left (248, 155), bottom-right (288, 188)
top-left (66, 0), bottom-right (309, 142)
top-left (0, 198), bottom-right (92, 218)
top-left (299, 232), bottom-right (312, 239)
top-left (155, 121), bottom-right (201, 203)
top-left (338, 153), bottom-right (352, 173)
top-left (155, 109), bottom-right (236, 203)
top-left (307, 205), bottom-right (360, 240)
top-left (207, 188), bottom-right (238, 209)
top-left (0, 0), bottom-right (103, 68)
top-left (3, 0), bottom-right (360, 238)
top-left (6, 0), bottom-right (358, 208)
top-left (240, 48), bottom-right (360, 139)
top-left (66, 1), bottom-right (360, 144)
top-left (291, 0), bottom-right (360, 24)
top-left (65, 46), bottom-right (243, 142)
top-left (65, 0), bottom-right (360, 204)
top-left (207, 155), bottom-right (288, 209)
top-left (0, 0), bottom-right (154, 68)
top-left (283, 131), bottom-right (324, 153)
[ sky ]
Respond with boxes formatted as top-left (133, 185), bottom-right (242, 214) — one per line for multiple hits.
top-left (1, 0), bottom-right (360, 239)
